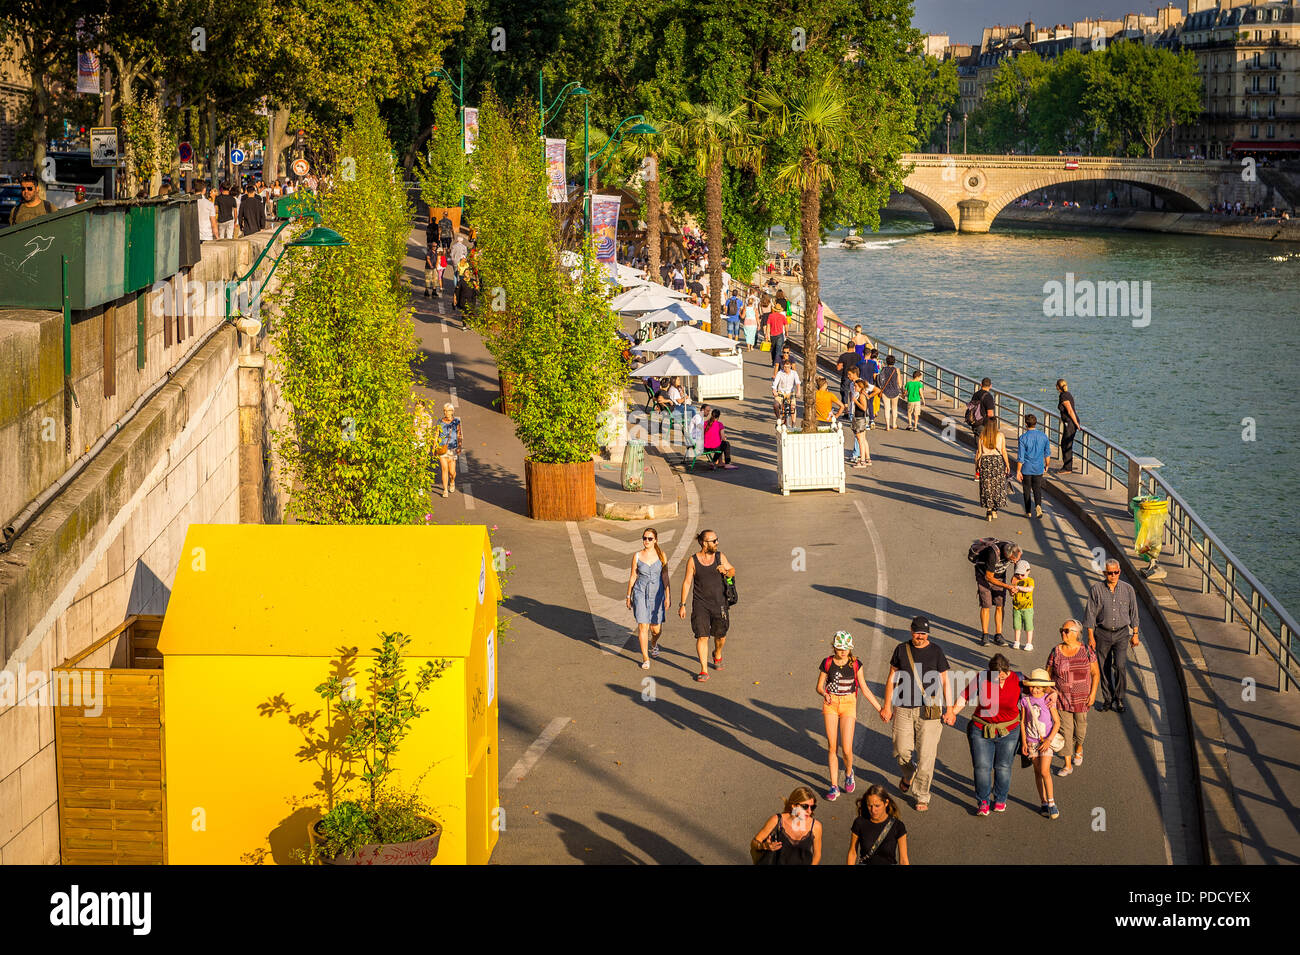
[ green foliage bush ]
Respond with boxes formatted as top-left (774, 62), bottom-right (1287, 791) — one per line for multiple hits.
top-left (270, 99), bottom-right (435, 524)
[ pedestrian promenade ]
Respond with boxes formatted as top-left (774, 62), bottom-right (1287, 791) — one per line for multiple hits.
top-left (402, 228), bottom-right (1298, 864)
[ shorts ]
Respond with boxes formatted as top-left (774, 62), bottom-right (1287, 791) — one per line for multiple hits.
top-left (823, 693), bottom-right (857, 717)
top-left (907, 400), bottom-right (920, 414)
top-left (852, 417), bottom-right (868, 434)
top-left (691, 602), bottom-right (729, 639)
top-left (1012, 607), bottom-right (1034, 630)
top-left (977, 577), bottom-right (1006, 608)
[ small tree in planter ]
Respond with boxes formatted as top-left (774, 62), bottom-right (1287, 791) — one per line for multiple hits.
top-left (467, 93), bottom-right (625, 520)
top-left (305, 631), bottom-right (452, 865)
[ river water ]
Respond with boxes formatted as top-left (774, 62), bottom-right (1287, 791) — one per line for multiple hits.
top-left (772, 216), bottom-right (1300, 617)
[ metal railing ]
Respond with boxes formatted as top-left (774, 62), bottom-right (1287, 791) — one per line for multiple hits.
top-left (774, 292), bottom-right (1299, 693)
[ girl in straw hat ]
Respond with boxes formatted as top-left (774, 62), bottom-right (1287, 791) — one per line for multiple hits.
top-left (1020, 668), bottom-right (1062, 819)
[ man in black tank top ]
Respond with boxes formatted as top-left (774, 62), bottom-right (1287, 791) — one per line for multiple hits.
top-left (679, 529), bottom-right (737, 683)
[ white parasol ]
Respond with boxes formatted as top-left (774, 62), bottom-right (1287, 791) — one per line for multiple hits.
top-left (629, 347), bottom-right (740, 378)
top-left (634, 301), bottom-right (710, 327)
top-left (610, 284), bottom-right (690, 313)
top-left (633, 323), bottom-right (737, 353)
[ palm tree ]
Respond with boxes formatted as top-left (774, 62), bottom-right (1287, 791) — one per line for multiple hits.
top-left (620, 125), bottom-right (680, 286)
top-left (670, 102), bottom-right (752, 332)
top-left (754, 74), bottom-right (864, 430)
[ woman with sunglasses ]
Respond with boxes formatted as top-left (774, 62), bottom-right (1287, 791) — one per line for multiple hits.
top-left (816, 631), bottom-right (883, 801)
top-left (626, 527), bottom-right (671, 669)
top-left (751, 787), bottom-right (822, 865)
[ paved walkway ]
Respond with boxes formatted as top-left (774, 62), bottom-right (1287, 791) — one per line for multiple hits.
top-left (400, 228), bottom-right (1297, 864)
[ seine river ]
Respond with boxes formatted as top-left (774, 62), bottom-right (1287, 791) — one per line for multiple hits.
top-left (777, 216), bottom-right (1300, 618)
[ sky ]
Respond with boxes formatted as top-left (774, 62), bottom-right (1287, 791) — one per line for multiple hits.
top-left (912, 0), bottom-right (1179, 45)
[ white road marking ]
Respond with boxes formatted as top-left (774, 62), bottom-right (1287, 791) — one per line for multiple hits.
top-left (445, 360), bottom-right (454, 379)
top-left (588, 528), bottom-right (676, 553)
top-left (443, 337), bottom-right (451, 354)
top-left (600, 562), bottom-right (628, 584)
top-left (666, 476), bottom-right (700, 570)
top-left (450, 386), bottom-right (458, 404)
top-left (852, 499), bottom-right (889, 685)
top-left (462, 484), bottom-right (475, 509)
top-left (567, 522), bottom-right (636, 655)
top-left (502, 716), bottom-right (570, 790)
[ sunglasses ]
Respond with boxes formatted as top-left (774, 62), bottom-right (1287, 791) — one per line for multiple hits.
top-left (642, 537), bottom-right (656, 542)
top-left (1105, 570), bottom-right (1120, 576)
top-left (1060, 627), bottom-right (1077, 634)
top-left (703, 538), bottom-right (718, 544)
top-left (796, 803), bottom-right (815, 812)
top-left (21, 185), bottom-right (35, 192)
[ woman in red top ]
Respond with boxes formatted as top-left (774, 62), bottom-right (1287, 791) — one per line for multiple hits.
top-left (954, 653), bottom-right (1022, 815)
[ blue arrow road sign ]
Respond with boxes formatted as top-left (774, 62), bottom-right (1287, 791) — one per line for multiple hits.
top-left (230, 148), bottom-right (245, 165)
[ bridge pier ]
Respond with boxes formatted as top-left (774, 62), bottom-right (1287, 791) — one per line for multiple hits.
top-left (957, 199), bottom-right (991, 234)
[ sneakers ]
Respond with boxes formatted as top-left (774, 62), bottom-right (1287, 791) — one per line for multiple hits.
top-left (992, 802), bottom-right (1007, 813)
top-left (981, 633), bottom-right (990, 647)
top-left (825, 786), bottom-right (840, 802)
top-left (1073, 750), bottom-right (1084, 766)
top-left (977, 801), bottom-right (990, 816)
top-left (844, 774), bottom-right (856, 794)
top-left (640, 660), bottom-right (650, 670)
top-left (1048, 802), bottom-right (1060, 820)
top-left (1012, 640), bottom-right (1021, 650)
top-left (649, 644), bottom-right (660, 659)
top-left (1024, 643), bottom-right (1033, 652)
top-left (991, 634), bottom-right (1006, 647)
top-left (1035, 504), bottom-right (1043, 518)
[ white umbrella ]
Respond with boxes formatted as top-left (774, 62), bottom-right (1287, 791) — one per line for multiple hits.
top-left (630, 347), bottom-right (740, 378)
top-left (634, 323), bottom-right (737, 353)
top-left (634, 301), bottom-right (710, 326)
top-left (610, 284), bottom-right (689, 313)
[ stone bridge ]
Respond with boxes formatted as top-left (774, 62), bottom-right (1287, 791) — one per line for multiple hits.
top-left (901, 154), bottom-right (1234, 233)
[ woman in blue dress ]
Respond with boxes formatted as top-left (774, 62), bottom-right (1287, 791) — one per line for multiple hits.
top-left (626, 527), bottom-right (670, 669)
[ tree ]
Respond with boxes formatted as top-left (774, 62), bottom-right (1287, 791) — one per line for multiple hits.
top-left (909, 54), bottom-right (960, 150)
top-left (415, 83), bottom-right (467, 210)
top-left (1084, 42), bottom-right (1202, 158)
top-left (971, 52), bottom-right (1048, 153)
top-left (754, 72), bottom-right (865, 430)
top-left (619, 121), bottom-right (680, 284)
top-left (670, 101), bottom-right (752, 331)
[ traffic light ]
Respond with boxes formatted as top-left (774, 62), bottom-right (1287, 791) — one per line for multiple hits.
top-left (294, 128), bottom-right (306, 150)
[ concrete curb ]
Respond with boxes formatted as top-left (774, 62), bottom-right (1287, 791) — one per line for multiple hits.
top-left (595, 453), bottom-right (680, 520)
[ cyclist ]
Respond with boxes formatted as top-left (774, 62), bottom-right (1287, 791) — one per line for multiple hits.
top-left (772, 358), bottom-right (801, 426)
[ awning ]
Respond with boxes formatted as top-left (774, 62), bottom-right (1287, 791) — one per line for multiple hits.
top-left (1229, 141), bottom-right (1300, 151)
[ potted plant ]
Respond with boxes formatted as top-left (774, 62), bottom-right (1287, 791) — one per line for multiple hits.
top-left (303, 631), bottom-right (451, 865)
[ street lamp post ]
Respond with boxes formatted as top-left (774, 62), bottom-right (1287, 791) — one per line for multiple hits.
top-left (945, 112), bottom-right (951, 153)
top-left (539, 73), bottom-right (589, 138)
top-left (224, 211), bottom-right (348, 323)
top-left (963, 113), bottom-right (968, 154)
top-left (429, 59), bottom-right (466, 211)
top-left (583, 109), bottom-right (657, 233)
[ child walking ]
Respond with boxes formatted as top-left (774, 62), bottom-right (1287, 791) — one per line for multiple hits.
top-left (1011, 559), bottom-right (1035, 651)
top-left (904, 370), bottom-right (924, 431)
top-left (1020, 668), bottom-right (1062, 819)
top-left (815, 631), bottom-right (882, 801)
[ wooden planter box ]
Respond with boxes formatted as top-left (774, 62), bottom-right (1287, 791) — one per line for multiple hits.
top-left (53, 614), bottom-right (166, 865)
top-left (525, 458), bottom-right (596, 520)
top-left (776, 423), bottom-right (846, 495)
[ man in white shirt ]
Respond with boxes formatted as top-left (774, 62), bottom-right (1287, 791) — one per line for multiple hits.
top-left (772, 358), bottom-right (801, 422)
top-left (197, 186), bottom-right (217, 241)
top-left (687, 403), bottom-right (710, 454)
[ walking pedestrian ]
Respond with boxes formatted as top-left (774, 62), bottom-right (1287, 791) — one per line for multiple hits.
top-left (851, 324), bottom-right (872, 361)
top-left (437, 211), bottom-right (454, 253)
top-left (965, 378), bottom-right (996, 441)
top-left (1057, 379), bottom-right (1080, 474)
top-left (1016, 412), bottom-right (1051, 518)
top-left (816, 631), bottom-right (883, 801)
top-left (972, 539), bottom-right (1022, 647)
top-left (678, 530), bottom-right (736, 682)
top-left (848, 375), bottom-right (873, 467)
top-left (751, 788), bottom-right (822, 865)
top-left (702, 409), bottom-right (738, 469)
top-left (879, 616), bottom-right (956, 812)
top-left (196, 185), bottom-right (217, 242)
top-left (437, 403), bottom-right (462, 497)
top-left (742, 293), bottom-right (758, 350)
top-left (626, 528), bottom-right (671, 669)
top-left (862, 349), bottom-right (881, 428)
top-left (214, 182), bottom-right (237, 239)
top-left (1010, 560), bottom-right (1035, 651)
top-left (724, 287), bottom-right (743, 339)
top-left (975, 418), bottom-right (1011, 521)
top-left (813, 375), bottom-right (844, 425)
top-left (1082, 559), bottom-right (1140, 714)
top-left (423, 237), bottom-right (439, 298)
top-left (835, 345), bottom-right (861, 411)
top-left (904, 370), bottom-right (924, 430)
top-left (1020, 668), bottom-right (1063, 819)
top-left (954, 653), bottom-right (1022, 816)
top-left (767, 297), bottom-right (788, 366)
top-left (876, 354), bottom-right (903, 430)
top-left (1046, 620), bottom-right (1099, 776)
top-left (847, 785), bottom-right (909, 865)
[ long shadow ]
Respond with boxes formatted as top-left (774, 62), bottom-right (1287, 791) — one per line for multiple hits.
top-left (594, 812), bottom-right (703, 864)
top-left (546, 813), bottom-right (644, 864)
top-left (810, 583), bottom-right (973, 642)
top-left (506, 593), bottom-right (608, 648)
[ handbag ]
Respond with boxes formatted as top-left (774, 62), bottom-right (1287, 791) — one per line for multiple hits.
top-left (723, 573), bottom-right (738, 607)
top-left (904, 644), bottom-right (944, 720)
top-left (856, 817), bottom-right (896, 864)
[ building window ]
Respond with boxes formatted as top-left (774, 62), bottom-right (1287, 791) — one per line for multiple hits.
top-left (1267, 125), bottom-right (1275, 139)
top-left (1251, 124), bottom-right (1259, 138)
top-left (1269, 101), bottom-right (1277, 117)
top-left (1269, 76), bottom-right (1278, 92)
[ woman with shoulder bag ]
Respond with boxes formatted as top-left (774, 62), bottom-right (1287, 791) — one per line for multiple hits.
top-left (953, 653), bottom-right (1022, 815)
top-left (847, 784), bottom-right (909, 865)
top-left (751, 787), bottom-right (822, 865)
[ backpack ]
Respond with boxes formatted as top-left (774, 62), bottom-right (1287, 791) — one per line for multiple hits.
top-left (967, 537), bottom-right (1002, 565)
top-left (964, 391), bottom-right (987, 426)
top-left (727, 296), bottom-right (740, 317)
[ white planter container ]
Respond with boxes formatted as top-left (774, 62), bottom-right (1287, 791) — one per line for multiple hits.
top-left (693, 351), bottom-right (744, 401)
top-left (776, 423), bottom-right (846, 495)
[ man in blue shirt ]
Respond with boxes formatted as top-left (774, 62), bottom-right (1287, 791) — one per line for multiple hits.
top-left (1016, 413), bottom-right (1052, 518)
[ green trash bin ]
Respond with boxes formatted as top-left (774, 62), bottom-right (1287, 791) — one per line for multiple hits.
top-left (621, 439), bottom-right (646, 491)
top-left (0, 203), bottom-right (126, 310)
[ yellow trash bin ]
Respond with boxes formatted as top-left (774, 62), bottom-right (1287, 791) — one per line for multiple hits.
top-left (1131, 496), bottom-right (1169, 566)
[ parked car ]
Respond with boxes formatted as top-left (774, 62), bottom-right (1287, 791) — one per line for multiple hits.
top-left (0, 183), bottom-right (23, 224)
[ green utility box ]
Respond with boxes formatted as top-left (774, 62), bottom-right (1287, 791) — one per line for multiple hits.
top-left (124, 203), bottom-right (157, 293)
top-left (0, 202), bottom-right (126, 310)
top-left (154, 202), bottom-right (180, 281)
top-left (177, 198), bottom-right (200, 268)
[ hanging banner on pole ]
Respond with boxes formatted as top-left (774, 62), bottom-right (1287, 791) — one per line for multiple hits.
top-left (545, 138), bottom-right (567, 203)
top-left (463, 107), bottom-right (479, 154)
top-left (591, 193), bottom-right (621, 282)
top-left (77, 50), bottom-right (100, 94)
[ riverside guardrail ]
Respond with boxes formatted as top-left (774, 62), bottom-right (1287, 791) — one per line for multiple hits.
top-left (778, 294), bottom-right (1299, 694)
